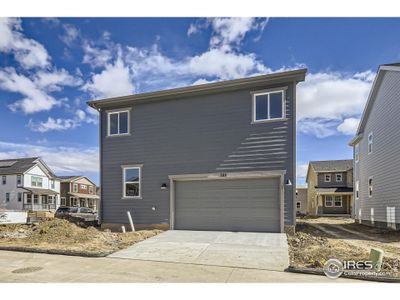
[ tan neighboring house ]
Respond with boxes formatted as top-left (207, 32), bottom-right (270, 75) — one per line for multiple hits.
top-left (306, 160), bottom-right (353, 216)
top-left (296, 186), bottom-right (308, 215)
top-left (58, 176), bottom-right (99, 211)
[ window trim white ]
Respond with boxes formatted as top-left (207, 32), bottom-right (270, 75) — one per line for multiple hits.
top-left (355, 143), bottom-right (360, 163)
top-left (334, 195), bottom-right (343, 207)
top-left (122, 164), bottom-right (142, 199)
top-left (17, 175), bottom-right (22, 187)
top-left (324, 174), bottom-right (331, 182)
top-left (368, 132), bottom-right (373, 154)
top-left (80, 184), bottom-right (87, 190)
top-left (73, 183), bottom-right (78, 193)
top-left (2, 175), bottom-right (6, 185)
top-left (107, 109), bottom-right (130, 137)
top-left (368, 176), bottom-right (373, 198)
top-left (335, 173), bottom-right (342, 182)
top-left (31, 176), bottom-right (43, 187)
top-left (355, 180), bottom-right (359, 200)
top-left (325, 195), bottom-right (333, 207)
top-left (252, 89), bottom-right (286, 123)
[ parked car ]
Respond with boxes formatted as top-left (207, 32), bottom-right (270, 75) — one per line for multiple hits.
top-left (55, 206), bottom-right (98, 221)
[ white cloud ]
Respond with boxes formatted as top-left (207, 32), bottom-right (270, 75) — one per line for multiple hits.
top-left (0, 140), bottom-right (99, 174)
top-left (82, 42), bottom-right (114, 68)
top-left (337, 117), bottom-right (360, 135)
top-left (83, 57), bottom-right (135, 99)
top-left (297, 71), bottom-right (374, 138)
top-left (0, 18), bottom-right (51, 69)
top-left (33, 68), bottom-right (82, 92)
top-left (60, 24), bottom-right (79, 46)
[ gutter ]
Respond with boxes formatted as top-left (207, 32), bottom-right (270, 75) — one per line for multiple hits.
top-left (348, 133), bottom-right (363, 146)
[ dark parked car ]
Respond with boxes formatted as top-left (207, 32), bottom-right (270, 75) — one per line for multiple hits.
top-left (55, 206), bottom-right (98, 221)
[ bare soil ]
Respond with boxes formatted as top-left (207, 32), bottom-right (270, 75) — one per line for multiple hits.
top-left (288, 217), bottom-right (400, 276)
top-left (0, 219), bottom-right (162, 255)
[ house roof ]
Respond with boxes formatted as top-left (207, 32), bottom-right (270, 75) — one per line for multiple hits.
top-left (349, 63), bottom-right (400, 145)
top-left (87, 69), bottom-right (307, 110)
top-left (0, 157), bottom-right (40, 175)
top-left (309, 159), bottom-right (353, 173)
top-left (58, 175), bottom-right (96, 186)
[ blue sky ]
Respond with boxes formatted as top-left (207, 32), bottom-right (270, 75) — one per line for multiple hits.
top-left (0, 17), bottom-right (399, 185)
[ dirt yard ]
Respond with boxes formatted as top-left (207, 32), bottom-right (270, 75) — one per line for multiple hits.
top-left (288, 217), bottom-right (400, 276)
top-left (0, 219), bottom-right (162, 256)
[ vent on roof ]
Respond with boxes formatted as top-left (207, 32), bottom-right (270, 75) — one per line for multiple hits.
top-left (0, 161), bottom-right (17, 168)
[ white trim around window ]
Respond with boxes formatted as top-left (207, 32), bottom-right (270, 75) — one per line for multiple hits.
top-left (334, 195), bottom-right (343, 207)
top-left (324, 174), bottom-right (331, 182)
top-left (107, 109), bottom-right (130, 137)
top-left (251, 88), bottom-right (286, 123)
top-left (368, 176), bottom-right (373, 198)
top-left (355, 180), bottom-right (359, 200)
top-left (355, 143), bottom-right (359, 163)
top-left (122, 164), bottom-right (142, 199)
top-left (73, 183), bottom-right (78, 193)
top-left (368, 132), bottom-right (373, 154)
top-left (325, 195), bottom-right (333, 207)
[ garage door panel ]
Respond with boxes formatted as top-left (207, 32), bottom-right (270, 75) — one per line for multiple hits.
top-left (174, 177), bottom-right (281, 232)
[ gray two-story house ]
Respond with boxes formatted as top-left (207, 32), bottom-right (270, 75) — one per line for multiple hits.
top-left (306, 160), bottom-right (353, 216)
top-left (88, 69), bottom-right (307, 233)
top-left (350, 63), bottom-right (400, 230)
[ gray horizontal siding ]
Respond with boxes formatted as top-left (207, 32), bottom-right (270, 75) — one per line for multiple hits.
top-left (317, 172), bottom-right (348, 187)
top-left (100, 83), bottom-right (296, 227)
top-left (354, 70), bottom-right (400, 225)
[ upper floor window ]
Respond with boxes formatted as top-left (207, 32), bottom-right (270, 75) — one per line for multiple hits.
top-left (368, 132), bottom-right (373, 154)
top-left (355, 144), bottom-right (359, 163)
top-left (252, 90), bottom-right (285, 123)
top-left (31, 176), bottom-right (43, 187)
top-left (324, 174), bottom-right (331, 182)
top-left (50, 179), bottom-right (55, 189)
top-left (122, 166), bottom-right (141, 198)
top-left (2, 176), bottom-right (6, 185)
top-left (73, 183), bottom-right (78, 193)
top-left (335, 173), bottom-right (342, 182)
top-left (368, 177), bottom-right (373, 197)
top-left (89, 186), bottom-right (94, 194)
top-left (108, 110), bottom-right (129, 136)
top-left (355, 180), bottom-right (359, 199)
top-left (80, 184), bottom-right (87, 190)
top-left (17, 175), bottom-right (22, 186)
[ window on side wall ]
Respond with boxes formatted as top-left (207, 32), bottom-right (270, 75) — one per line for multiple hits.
top-left (355, 143), bottom-right (359, 163)
top-left (368, 177), bottom-right (373, 197)
top-left (252, 90), bottom-right (285, 123)
top-left (324, 174), bottom-right (331, 182)
top-left (368, 132), bottom-right (373, 154)
top-left (17, 193), bottom-right (22, 202)
top-left (123, 166), bottom-right (141, 198)
top-left (296, 202), bottom-right (301, 209)
top-left (108, 110), bottom-right (129, 136)
top-left (2, 176), bottom-right (6, 185)
top-left (17, 175), bottom-right (22, 186)
top-left (355, 180), bottom-right (359, 199)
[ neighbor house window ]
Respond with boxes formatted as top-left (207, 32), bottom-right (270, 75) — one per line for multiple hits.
top-left (325, 195), bottom-right (333, 207)
top-left (123, 166), bottom-right (141, 198)
top-left (368, 177), bottom-right (373, 197)
top-left (324, 174), bottom-right (331, 182)
top-left (296, 202), bottom-right (301, 209)
top-left (50, 179), bottom-right (55, 189)
top-left (17, 175), bottom-right (22, 186)
top-left (80, 184), bottom-right (87, 190)
top-left (355, 180), bottom-right (359, 199)
top-left (89, 186), bottom-right (93, 194)
top-left (252, 90), bottom-right (285, 122)
top-left (17, 193), bottom-right (22, 202)
top-left (31, 176), bottom-right (43, 187)
top-left (355, 144), bottom-right (359, 163)
top-left (335, 173), bottom-right (342, 182)
top-left (61, 197), bottom-right (66, 206)
top-left (73, 183), bottom-right (78, 193)
top-left (368, 132), bottom-right (373, 154)
top-left (26, 194), bottom-right (32, 204)
top-left (108, 110), bottom-right (129, 136)
top-left (2, 176), bottom-right (6, 185)
top-left (334, 196), bottom-right (342, 207)
top-left (5, 193), bottom-right (10, 202)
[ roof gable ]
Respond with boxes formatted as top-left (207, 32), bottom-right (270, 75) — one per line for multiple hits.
top-left (309, 159), bottom-right (353, 173)
top-left (0, 157), bottom-right (39, 175)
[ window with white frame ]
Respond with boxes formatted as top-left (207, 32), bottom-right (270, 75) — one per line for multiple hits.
top-left (335, 173), bottom-right (342, 182)
top-left (2, 176), bottom-right (6, 185)
top-left (368, 177), bottom-right (373, 197)
top-left (108, 110), bottom-right (129, 136)
top-left (80, 184), bottom-right (87, 190)
top-left (252, 90), bottom-right (285, 122)
top-left (5, 193), bottom-right (10, 202)
top-left (73, 183), bottom-right (78, 193)
top-left (31, 176), bottom-right (43, 187)
top-left (355, 143), bottom-right (359, 163)
top-left (324, 174), bottom-right (331, 182)
top-left (17, 175), bottom-right (22, 186)
top-left (296, 202), bottom-right (301, 209)
top-left (123, 166), bottom-right (141, 198)
top-left (355, 180), bottom-right (359, 199)
top-left (334, 196), bottom-right (342, 207)
top-left (50, 179), bottom-right (55, 189)
top-left (325, 195), bottom-right (333, 207)
top-left (368, 132), bottom-right (373, 154)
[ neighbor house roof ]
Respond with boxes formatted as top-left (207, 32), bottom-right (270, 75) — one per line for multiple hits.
top-left (309, 159), bottom-right (353, 173)
top-left (0, 157), bottom-right (40, 175)
top-left (58, 175), bottom-right (96, 186)
top-left (87, 69), bottom-right (307, 110)
top-left (349, 63), bottom-right (400, 145)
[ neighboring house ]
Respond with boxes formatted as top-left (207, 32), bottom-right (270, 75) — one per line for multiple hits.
top-left (88, 69), bottom-right (307, 233)
top-left (349, 63), bottom-right (400, 230)
top-left (296, 186), bottom-right (307, 215)
top-left (306, 160), bottom-right (353, 216)
top-left (0, 157), bottom-right (60, 211)
top-left (58, 176), bottom-right (100, 211)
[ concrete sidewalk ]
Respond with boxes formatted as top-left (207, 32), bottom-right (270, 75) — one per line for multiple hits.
top-left (0, 250), bottom-right (356, 283)
top-left (109, 230), bottom-right (289, 271)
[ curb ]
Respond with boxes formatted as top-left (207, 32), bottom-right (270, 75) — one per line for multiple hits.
top-left (0, 246), bottom-right (113, 257)
top-left (286, 266), bottom-right (400, 283)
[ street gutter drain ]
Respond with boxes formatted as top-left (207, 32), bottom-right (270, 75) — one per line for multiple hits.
top-left (12, 267), bottom-right (43, 274)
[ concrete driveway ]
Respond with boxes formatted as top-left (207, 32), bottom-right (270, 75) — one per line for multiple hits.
top-left (109, 230), bottom-right (289, 271)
